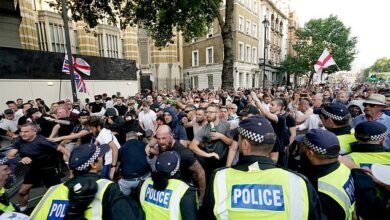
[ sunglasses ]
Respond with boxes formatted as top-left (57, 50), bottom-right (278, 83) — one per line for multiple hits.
top-left (363, 103), bottom-right (377, 107)
top-left (194, 101), bottom-right (200, 103)
top-left (185, 110), bottom-right (192, 113)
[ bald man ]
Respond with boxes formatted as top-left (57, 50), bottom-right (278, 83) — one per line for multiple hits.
top-left (148, 125), bottom-right (207, 204)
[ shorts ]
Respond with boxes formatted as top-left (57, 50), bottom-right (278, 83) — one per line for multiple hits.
top-left (64, 142), bottom-right (77, 153)
top-left (23, 167), bottom-right (61, 188)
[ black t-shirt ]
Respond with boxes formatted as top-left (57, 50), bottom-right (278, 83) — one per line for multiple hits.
top-left (271, 114), bottom-right (289, 152)
top-left (57, 117), bottom-right (74, 137)
top-left (170, 141), bottom-right (197, 183)
top-left (35, 116), bottom-right (56, 137)
top-left (119, 139), bottom-right (150, 179)
top-left (18, 116), bottom-right (28, 126)
top-left (115, 104), bottom-right (128, 116)
top-left (89, 102), bottom-right (103, 113)
top-left (13, 135), bottom-right (59, 168)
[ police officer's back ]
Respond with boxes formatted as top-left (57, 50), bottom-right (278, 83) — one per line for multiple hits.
top-left (202, 115), bottom-right (323, 220)
top-left (139, 151), bottom-right (198, 220)
top-left (30, 144), bottom-right (144, 220)
top-left (347, 121), bottom-right (390, 168)
top-left (297, 129), bottom-right (355, 220)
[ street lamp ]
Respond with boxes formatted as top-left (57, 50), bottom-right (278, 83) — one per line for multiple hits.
top-left (262, 16), bottom-right (269, 88)
top-left (187, 72), bottom-right (191, 90)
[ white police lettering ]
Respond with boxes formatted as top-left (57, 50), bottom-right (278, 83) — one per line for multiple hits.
top-left (343, 175), bottom-right (356, 203)
top-left (231, 184), bottom-right (285, 211)
top-left (145, 184), bottom-right (172, 208)
top-left (47, 200), bottom-right (69, 220)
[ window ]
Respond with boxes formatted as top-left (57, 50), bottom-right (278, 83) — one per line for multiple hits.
top-left (246, 45), bottom-right (251, 62)
top-left (49, 23), bottom-right (65, 52)
top-left (98, 33), bottom-right (104, 57)
top-left (252, 47), bottom-right (257, 63)
top-left (191, 38), bottom-right (197, 43)
top-left (36, 22), bottom-right (48, 51)
top-left (208, 74), bottom-right (214, 89)
top-left (193, 76), bottom-right (199, 88)
top-left (206, 47), bottom-right (214, 64)
top-left (106, 34), bottom-right (119, 58)
top-left (238, 42), bottom-right (244, 61)
top-left (192, 50), bottom-right (199, 66)
top-left (246, 20), bottom-right (251, 34)
top-left (238, 16), bottom-right (244, 32)
top-left (206, 24), bottom-right (213, 38)
top-left (253, 0), bottom-right (257, 13)
top-left (252, 23), bottom-right (257, 37)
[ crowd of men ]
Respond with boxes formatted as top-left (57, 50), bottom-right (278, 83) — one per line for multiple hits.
top-left (0, 83), bottom-right (389, 219)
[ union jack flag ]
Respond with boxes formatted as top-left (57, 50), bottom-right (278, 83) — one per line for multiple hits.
top-left (62, 55), bottom-right (89, 93)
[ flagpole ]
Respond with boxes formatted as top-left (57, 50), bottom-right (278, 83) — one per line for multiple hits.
top-left (61, 0), bottom-right (78, 103)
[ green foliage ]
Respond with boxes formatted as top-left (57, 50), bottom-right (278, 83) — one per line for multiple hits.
top-left (285, 15), bottom-right (357, 81)
top-left (363, 57), bottom-right (390, 81)
top-left (52, 0), bottom-right (221, 47)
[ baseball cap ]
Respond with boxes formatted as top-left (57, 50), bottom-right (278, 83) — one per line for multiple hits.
top-left (3, 109), bottom-right (13, 115)
top-left (295, 129), bottom-right (340, 157)
top-left (320, 103), bottom-right (349, 121)
top-left (238, 105), bottom-right (260, 116)
top-left (26, 108), bottom-right (39, 117)
top-left (104, 108), bottom-right (118, 117)
top-left (238, 115), bottom-right (275, 145)
top-left (78, 110), bottom-right (90, 117)
top-left (156, 151), bottom-right (180, 177)
top-left (371, 164), bottom-right (390, 186)
top-left (69, 144), bottom-right (110, 171)
top-left (354, 121), bottom-right (388, 142)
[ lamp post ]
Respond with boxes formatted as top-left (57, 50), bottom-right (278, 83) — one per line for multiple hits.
top-left (262, 17), bottom-right (269, 88)
top-left (187, 72), bottom-right (190, 90)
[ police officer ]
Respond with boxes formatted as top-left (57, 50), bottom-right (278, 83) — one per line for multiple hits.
top-left (319, 103), bottom-right (356, 154)
top-left (347, 121), bottom-right (390, 168)
top-left (0, 154), bottom-right (17, 214)
top-left (202, 115), bottom-right (323, 220)
top-left (297, 129), bottom-right (355, 220)
top-left (30, 144), bottom-right (144, 220)
top-left (140, 151), bottom-right (197, 220)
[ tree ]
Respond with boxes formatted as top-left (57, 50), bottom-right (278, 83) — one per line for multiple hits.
top-left (52, 0), bottom-right (235, 90)
top-left (363, 57), bottom-right (390, 81)
top-left (283, 15), bottom-right (357, 85)
top-left (280, 54), bottom-right (307, 87)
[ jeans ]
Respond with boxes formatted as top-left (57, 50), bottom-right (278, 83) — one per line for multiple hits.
top-left (118, 173), bottom-right (150, 195)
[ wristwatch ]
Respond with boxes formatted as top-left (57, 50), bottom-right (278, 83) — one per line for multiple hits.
top-left (111, 164), bottom-right (117, 167)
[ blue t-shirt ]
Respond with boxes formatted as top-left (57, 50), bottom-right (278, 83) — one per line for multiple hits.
top-left (119, 139), bottom-right (150, 179)
top-left (13, 135), bottom-right (58, 168)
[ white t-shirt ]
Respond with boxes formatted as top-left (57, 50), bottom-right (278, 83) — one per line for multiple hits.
top-left (96, 128), bottom-right (121, 165)
top-left (138, 110), bottom-right (157, 132)
top-left (0, 118), bottom-right (19, 132)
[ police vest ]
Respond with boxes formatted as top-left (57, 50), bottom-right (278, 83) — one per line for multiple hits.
top-left (318, 163), bottom-right (355, 220)
top-left (213, 167), bottom-right (309, 220)
top-left (30, 179), bottom-right (112, 220)
top-left (140, 177), bottom-right (189, 220)
top-left (347, 152), bottom-right (390, 169)
top-left (337, 134), bottom-right (356, 155)
top-left (0, 188), bottom-right (16, 214)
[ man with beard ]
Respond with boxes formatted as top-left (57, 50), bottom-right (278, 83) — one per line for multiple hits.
top-left (88, 95), bottom-right (104, 113)
top-left (148, 125), bottom-right (206, 205)
top-left (296, 129), bottom-right (355, 220)
top-left (320, 103), bottom-right (356, 155)
top-left (353, 94), bottom-right (390, 149)
top-left (189, 104), bottom-right (232, 181)
top-left (182, 107), bottom-right (207, 140)
top-left (87, 117), bottom-right (120, 180)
